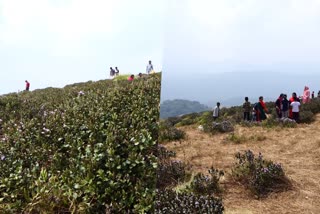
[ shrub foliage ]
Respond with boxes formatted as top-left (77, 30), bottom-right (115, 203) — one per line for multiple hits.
top-left (232, 150), bottom-right (292, 197)
top-left (0, 74), bottom-right (161, 213)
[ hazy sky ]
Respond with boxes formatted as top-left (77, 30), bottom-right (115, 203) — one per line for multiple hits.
top-left (163, 0), bottom-right (320, 67)
top-left (0, 0), bottom-right (165, 94)
top-left (161, 0), bottom-right (320, 103)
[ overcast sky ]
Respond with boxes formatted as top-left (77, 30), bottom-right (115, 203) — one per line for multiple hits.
top-left (0, 0), bottom-right (166, 94)
top-left (161, 0), bottom-right (320, 103)
top-left (163, 0), bottom-right (320, 68)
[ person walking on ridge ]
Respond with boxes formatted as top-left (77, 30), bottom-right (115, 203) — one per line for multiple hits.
top-left (25, 80), bottom-right (30, 91)
top-left (146, 60), bottom-right (154, 74)
top-left (115, 67), bottom-right (120, 76)
top-left (213, 102), bottom-right (220, 121)
top-left (243, 97), bottom-right (251, 121)
top-left (312, 91), bottom-right (315, 99)
top-left (109, 67), bottom-right (115, 78)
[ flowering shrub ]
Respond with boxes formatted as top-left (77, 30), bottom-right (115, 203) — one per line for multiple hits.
top-left (232, 150), bottom-right (292, 197)
top-left (0, 74), bottom-right (161, 213)
top-left (188, 167), bottom-right (224, 195)
top-left (155, 189), bottom-right (224, 214)
top-left (157, 145), bottom-right (189, 189)
top-left (204, 120), bottom-right (234, 134)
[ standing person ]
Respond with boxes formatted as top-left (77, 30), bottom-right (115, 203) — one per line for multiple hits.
top-left (146, 60), bottom-right (154, 74)
top-left (302, 86), bottom-right (310, 104)
top-left (275, 94), bottom-right (284, 118)
top-left (281, 94), bottom-right (289, 118)
top-left (25, 80), bottom-right (30, 91)
top-left (312, 91), bottom-right (315, 99)
top-left (115, 67), bottom-right (120, 76)
top-left (318, 90), bottom-right (320, 98)
top-left (290, 97), bottom-right (301, 122)
top-left (109, 67), bottom-right (115, 78)
top-left (213, 102), bottom-right (220, 121)
top-left (242, 97), bottom-right (251, 121)
top-left (289, 92), bottom-right (299, 119)
top-left (255, 96), bottom-right (268, 122)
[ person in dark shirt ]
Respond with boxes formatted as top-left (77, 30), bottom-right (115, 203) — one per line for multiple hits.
top-left (109, 67), bottom-right (115, 78)
top-left (281, 94), bottom-right (289, 118)
top-left (242, 97), bottom-right (251, 121)
top-left (275, 94), bottom-right (284, 118)
top-left (115, 67), bottom-right (120, 76)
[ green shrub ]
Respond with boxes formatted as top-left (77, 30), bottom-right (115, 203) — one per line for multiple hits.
top-left (299, 110), bottom-right (315, 123)
top-left (301, 98), bottom-right (320, 114)
top-left (0, 74), bottom-right (161, 213)
top-left (159, 120), bottom-right (186, 143)
top-left (223, 133), bottom-right (247, 144)
top-left (232, 150), bottom-right (292, 198)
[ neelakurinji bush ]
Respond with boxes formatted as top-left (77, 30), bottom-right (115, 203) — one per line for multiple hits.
top-left (187, 167), bottom-right (224, 195)
top-left (157, 145), bottom-right (190, 189)
top-left (0, 74), bottom-right (161, 213)
top-left (155, 189), bottom-right (224, 214)
top-left (232, 150), bottom-right (292, 198)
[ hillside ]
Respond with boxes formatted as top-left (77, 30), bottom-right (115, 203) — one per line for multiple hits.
top-left (161, 101), bottom-right (320, 213)
top-left (0, 73), bottom-right (161, 213)
top-left (160, 99), bottom-right (209, 118)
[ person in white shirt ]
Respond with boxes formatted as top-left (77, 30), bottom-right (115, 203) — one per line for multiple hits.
top-left (213, 102), bottom-right (220, 121)
top-left (146, 60), bottom-right (154, 74)
top-left (290, 97), bottom-right (301, 122)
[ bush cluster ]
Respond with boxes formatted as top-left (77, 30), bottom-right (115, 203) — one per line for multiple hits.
top-left (0, 74), bottom-right (161, 213)
top-left (158, 120), bottom-right (186, 143)
top-left (232, 150), bottom-right (292, 197)
top-left (157, 145), bottom-right (189, 189)
top-left (204, 121), bottom-right (234, 134)
top-left (155, 189), bottom-right (224, 214)
top-left (188, 167), bottom-right (224, 195)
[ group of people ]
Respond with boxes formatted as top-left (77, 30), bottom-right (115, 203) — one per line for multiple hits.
top-left (109, 60), bottom-right (155, 80)
top-left (109, 67), bottom-right (120, 78)
top-left (213, 86), bottom-right (316, 123)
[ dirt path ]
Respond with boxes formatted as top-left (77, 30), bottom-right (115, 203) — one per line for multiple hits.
top-left (164, 115), bottom-right (320, 214)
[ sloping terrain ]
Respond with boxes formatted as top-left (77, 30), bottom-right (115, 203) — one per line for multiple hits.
top-left (0, 74), bottom-right (161, 213)
top-left (165, 115), bottom-right (320, 214)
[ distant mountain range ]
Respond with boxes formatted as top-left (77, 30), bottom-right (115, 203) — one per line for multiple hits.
top-left (160, 70), bottom-right (320, 107)
top-left (160, 99), bottom-right (210, 118)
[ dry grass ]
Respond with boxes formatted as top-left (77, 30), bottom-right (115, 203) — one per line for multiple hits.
top-left (165, 114), bottom-right (320, 214)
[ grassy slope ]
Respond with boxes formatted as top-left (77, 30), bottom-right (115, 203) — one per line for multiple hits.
top-left (164, 115), bottom-right (320, 214)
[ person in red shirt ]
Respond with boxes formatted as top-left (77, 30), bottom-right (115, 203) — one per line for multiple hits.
top-left (289, 92), bottom-right (300, 119)
top-left (127, 75), bottom-right (134, 82)
top-left (25, 80), bottom-right (30, 91)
